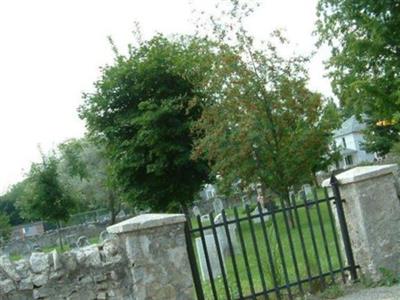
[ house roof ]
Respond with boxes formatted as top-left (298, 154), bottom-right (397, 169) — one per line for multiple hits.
top-left (334, 115), bottom-right (366, 138)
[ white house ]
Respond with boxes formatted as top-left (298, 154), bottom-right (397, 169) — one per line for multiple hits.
top-left (333, 115), bottom-right (375, 169)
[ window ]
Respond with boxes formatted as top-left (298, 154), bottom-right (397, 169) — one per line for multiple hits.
top-left (342, 137), bottom-right (347, 148)
top-left (345, 155), bottom-right (353, 166)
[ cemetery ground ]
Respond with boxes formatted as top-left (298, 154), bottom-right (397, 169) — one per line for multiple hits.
top-left (189, 189), bottom-right (346, 299)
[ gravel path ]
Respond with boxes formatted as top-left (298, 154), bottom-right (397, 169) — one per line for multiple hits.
top-left (337, 285), bottom-right (400, 300)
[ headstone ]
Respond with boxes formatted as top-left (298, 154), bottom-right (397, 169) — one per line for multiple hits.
top-left (99, 230), bottom-right (117, 242)
top-left (212, 198), bottom-right (224, 214)
top-left (195, 234), bottom-right (223, 281)
top-left (76, 236), bottom-right (90, 248)
top-left (192, 206), bottom-right (201, 217)
top-left (32, 243), bottom-right (42, 252)
top-left (250, 207), bottom-right (270, 224)
top-left (213, 214), bottom-right (238, 256)
top-left (99, 230), bottom-right (110, 242)
top-left (200, 215), bottom-right (209, 223)
top-left (303, 184), bottom-right (313, 199)
top-left (195, 213), bottom-right (239, 281)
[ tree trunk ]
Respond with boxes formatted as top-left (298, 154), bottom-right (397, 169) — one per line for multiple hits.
top-left (312, 171), bottom-right (320, 187)
top-left (56, 221), bottom-right (64, 251)
top-left (283, 190), bottom-right (295, 229)
top-left (109, 191), bottom-right (120, 225)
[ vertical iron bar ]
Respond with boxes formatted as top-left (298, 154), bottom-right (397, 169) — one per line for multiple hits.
top-left (330, 175), bottom-right (358, 281)
top-left (277, 196), bottom-right (303, 294)
top-left (234, 207), bottom-right (256, 298)
top-left (257, 202), bottom-right (282, 300)
top-left (323, 187), bottom-right (345, 282)
top-left (290, 193), bottom-right (312, 289)
top-left (222, 210), bottom-right (243, 298)
top-left (312, 188), bottom-right (334, 282)
top-left (270, 201), bottom-right (293, 298)
top-left (245, 205), bottom-right (269, 299)
top-left (210, 212), bottom-right (231, 300)
top-left (300, 191), bottom-right (324, 283)
top-left (185, 222), bottom-right (205, 300)
top-left (197, 215), bottom-right (219, 299)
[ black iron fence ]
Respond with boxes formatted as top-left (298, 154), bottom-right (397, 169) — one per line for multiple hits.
top-left (185, 178), bottom-right (358, 299)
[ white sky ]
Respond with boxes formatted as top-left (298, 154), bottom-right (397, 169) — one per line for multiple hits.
top-left (0, 0), bottom-right (332, 194)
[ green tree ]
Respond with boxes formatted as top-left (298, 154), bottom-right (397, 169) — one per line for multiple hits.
top-left (58, 138), bottom-right (122, 224)
top-left (193, 1), bottom-right (340, 208)
top-left (79, 35), bottom-right (214, 212)
top-left (0, 181), bottom-right (26, 226)
top-left (19, 154), bottom-right (75, 249)
top-left (0, 213), bottom-right (11, 247)
top-left (316, 0), bottom-right (400, 154)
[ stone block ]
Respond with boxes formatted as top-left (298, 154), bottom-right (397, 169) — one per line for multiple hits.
top-left (30, 252), bottom-right (49, 273)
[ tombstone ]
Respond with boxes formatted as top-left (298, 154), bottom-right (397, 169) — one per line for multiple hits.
top-left (195, 234), bottom-right (223, 281)
top-left (250, 207), bottom-right (270, 224)
top-left (200, 215), bottom-right (209, 223)
top-left (192, 206), bottom-right (201, 217)
top-left (99, 230), bottom-right (117, 243)
top-left (303, 184), bottom-right (313, 200)
top-left (99, 230), bottom-right (110, 242)
top-left (32, 243), bottom-right (42, 252)
top-left (289, 190), bottom-right (296, 202)
top-left (76, 236), bottom-right (90, 248)
top-left (213, 213), bottom-right (238, 256)
top-left (212, 198), bottom-right (224, 214)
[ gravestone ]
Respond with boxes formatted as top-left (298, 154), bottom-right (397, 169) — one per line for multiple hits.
top-left (303, 184), bottom-right (313, 200)
top-left (213, 213), bottom-right (238, 256)
top-left (192, 206), bottom-right (201, 217)
top-left (250, 207), bottom-right (270, 224)
top-left (195, 213), bottom-right (240, 281)
top-left (76, 236), bottom-right (90, 248)
top-left (200, 215), bottom-right (209, 223)
top-left (212, 198), bottom-right (224, 214)
top-left (195, 234), bottom-right (223, 281)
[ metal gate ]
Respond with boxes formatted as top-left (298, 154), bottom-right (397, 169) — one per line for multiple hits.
top-left (185, 175), bottom-right (358, 299)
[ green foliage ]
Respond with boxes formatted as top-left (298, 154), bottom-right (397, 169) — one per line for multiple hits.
top-left (58, 139), bottom-right (89, 180)
top-left (19, 154), bottom-right (75, 224)
top-left (316, 0), bottom-right (400, 154)
top-left (193, 3), bottom-right (340, 200)
top-left (79, 35), bottom-right (215, 211)
top-left (319, 283), bottom-right (344, 299)
top-left (0, 181), bottom-right (26, 226)
top-left (58, 138), bottom-right (122, 224)
top-left (0, 212), bottom-right (11, 246)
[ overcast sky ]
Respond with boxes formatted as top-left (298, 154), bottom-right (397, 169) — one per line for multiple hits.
top-left (0, 0), bottom-right (331, 194)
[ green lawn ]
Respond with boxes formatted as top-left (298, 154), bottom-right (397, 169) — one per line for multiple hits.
top-left (190, 192), bottom-right (345, 299)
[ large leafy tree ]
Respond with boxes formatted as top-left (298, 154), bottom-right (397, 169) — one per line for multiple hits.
top-left (19, 154), bottom-right (75, 249)
top-left (193, 2), bottom-right (340, 206)
top-left (58, 138), bottom-right (122, 224)
top-left (316, 0), bottom-right (400, 154)
top-left (79, 35), bottom-right (214, 212)
top-left (194, 37), bottom-right (339, 204)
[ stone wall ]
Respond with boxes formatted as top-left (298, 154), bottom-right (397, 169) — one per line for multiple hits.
top-left (323, 164), bottom-right (400, 280)
top-left (0, 214), bottom-right (194, 300)
top-left (3, 223), bottom-right (108, 257)
top-left (0, 237), bottom-right (132, 300)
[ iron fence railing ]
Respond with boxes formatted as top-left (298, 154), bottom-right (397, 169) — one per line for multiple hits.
top-left (185, 182), bottom-right (358, 300)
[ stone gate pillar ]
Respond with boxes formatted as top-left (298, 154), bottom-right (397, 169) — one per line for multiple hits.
top-left (107, 214), bottom-right (194, 300)
top-left (323, 164), bottom-right (400, 280)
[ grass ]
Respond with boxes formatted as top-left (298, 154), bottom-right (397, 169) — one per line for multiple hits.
top-left (190, 190), bottom-right (345, 299)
